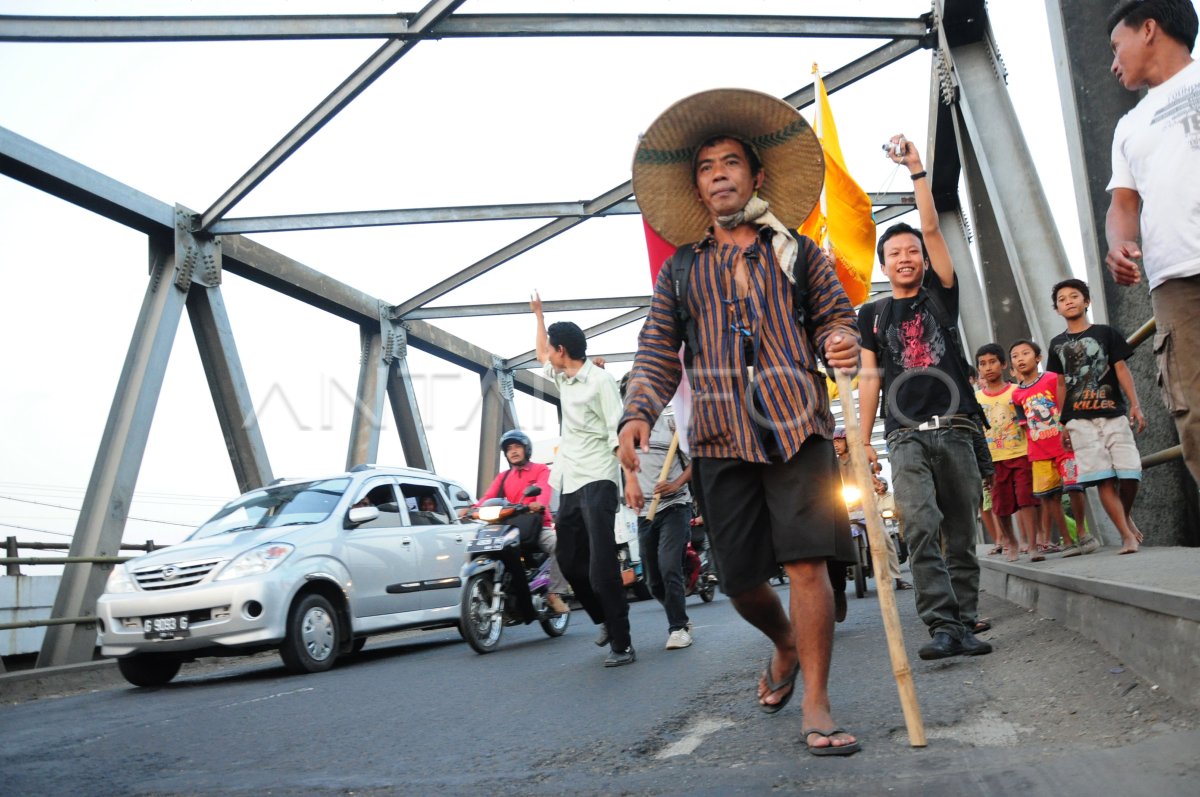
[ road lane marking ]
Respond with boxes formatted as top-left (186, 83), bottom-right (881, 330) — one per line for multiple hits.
top-left (220, 687), bottom-right (314, 709)
top-left (655, 717), bottom-right (735, 759)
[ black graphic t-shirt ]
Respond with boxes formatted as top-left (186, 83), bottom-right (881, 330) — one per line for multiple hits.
top-left (1046, 324), bottom-right (1134, 423)
top-left (859, 272), bottom-right (973, 434)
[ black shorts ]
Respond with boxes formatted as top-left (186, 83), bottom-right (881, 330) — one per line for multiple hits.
top-left (691, 435), bottom-right (855, 596)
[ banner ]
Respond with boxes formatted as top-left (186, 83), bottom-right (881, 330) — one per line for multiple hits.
top-left (798, 64), bottom-right (875, 307)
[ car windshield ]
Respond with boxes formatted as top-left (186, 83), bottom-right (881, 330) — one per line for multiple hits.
top-left (189, 478), bottom-right (351, 540)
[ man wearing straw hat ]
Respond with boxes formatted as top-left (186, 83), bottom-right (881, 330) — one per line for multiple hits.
top-left (619, 88), bottom-right (861, 756)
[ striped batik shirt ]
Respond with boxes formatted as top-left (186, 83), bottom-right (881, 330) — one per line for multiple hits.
top-left (620, 227), bottom-right (858, 463)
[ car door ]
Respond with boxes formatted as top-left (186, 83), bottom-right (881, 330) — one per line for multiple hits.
top-left (397, 479), bottom-right (468, 610)
top-left (342, 479), bottom-right (423, 617)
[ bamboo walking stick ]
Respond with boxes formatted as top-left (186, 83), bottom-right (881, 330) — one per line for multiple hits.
top-left (835, 369), bottom-right (927, 748)
top-left (644, 430), bottom-right (680, 522)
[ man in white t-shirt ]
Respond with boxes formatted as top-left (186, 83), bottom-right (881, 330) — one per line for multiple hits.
top-left (1105, 0), bottom-right (1200, 485)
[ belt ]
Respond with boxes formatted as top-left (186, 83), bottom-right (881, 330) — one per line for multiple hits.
top-left (914, 415), bottom-right (977, 432)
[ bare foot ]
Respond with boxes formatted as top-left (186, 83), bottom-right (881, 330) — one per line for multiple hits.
top-left (1004, 546), bottom-right (1019, 563)
top-left (1118, 545), bottom-right (1139, 555)
top-left (1127, 516), bottom-right (1144, 543)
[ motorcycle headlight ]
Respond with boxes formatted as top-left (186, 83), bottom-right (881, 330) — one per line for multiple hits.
top-left (478, 506), bottom-right (503, 522)
top-left (841, 485), bottom-right (862, 507)
top-left (104, 563), bottom-right (138, 594)
top-left (215, 543), bottom-right (294, 581)
top-left (881, 509), bottom-right (895, 519)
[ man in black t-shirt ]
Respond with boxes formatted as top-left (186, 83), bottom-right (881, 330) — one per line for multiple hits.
top-left (856, 135), bottom-right (991, 661)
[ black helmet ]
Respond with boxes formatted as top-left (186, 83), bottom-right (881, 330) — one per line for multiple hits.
top-left (499, 429), bottom-right (532, 458)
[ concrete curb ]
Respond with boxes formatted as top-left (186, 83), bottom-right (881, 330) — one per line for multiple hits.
top-left (980, 546), bottom-right (1200, 710)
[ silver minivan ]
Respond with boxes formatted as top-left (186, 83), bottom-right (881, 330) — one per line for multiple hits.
top-left (96, 465), bottom-right (474, 686)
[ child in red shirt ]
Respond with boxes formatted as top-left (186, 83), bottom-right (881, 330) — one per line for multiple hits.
top-left (1010, 340), bottom-right (1086, 561)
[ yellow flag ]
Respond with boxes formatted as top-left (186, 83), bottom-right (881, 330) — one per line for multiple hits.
top-left (799, 64), bottom-right (875, 307)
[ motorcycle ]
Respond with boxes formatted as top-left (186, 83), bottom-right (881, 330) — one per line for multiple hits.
top-left (683, 516), bottom-right (717, 602)
top-left (843, 485), bottom-right (908, 599)
top-left (459, 485), bottom-right (569, 653)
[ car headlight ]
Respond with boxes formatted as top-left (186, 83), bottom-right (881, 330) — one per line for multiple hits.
top-left (104, 564), bottom-right (138, 594)
top-left (215, 543), bottom-right (295, 581)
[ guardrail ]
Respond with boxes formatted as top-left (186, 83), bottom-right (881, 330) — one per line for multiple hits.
top-left (1125, 317), bottom-right (1182, 471)
top-left (4, 536), bottom-right (163, 576)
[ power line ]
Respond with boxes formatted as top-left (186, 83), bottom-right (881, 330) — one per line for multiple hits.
top-left (0, 522), bottom-right (73, 537)
top-left (0, 495), bottom-right (200, 527)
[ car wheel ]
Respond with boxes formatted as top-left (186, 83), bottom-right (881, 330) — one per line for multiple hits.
top-left (279, 593), bottom-right (340, 674)
top-left (117, 652), bottom-right (181, 687)
top-left (460, 573), bottom-right (503, 654)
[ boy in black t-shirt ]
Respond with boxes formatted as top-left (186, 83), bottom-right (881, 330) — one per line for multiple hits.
top-left (857, 135), bottom-right (990, 661)
top-left (1046, 278), bottom-right (1145, 554)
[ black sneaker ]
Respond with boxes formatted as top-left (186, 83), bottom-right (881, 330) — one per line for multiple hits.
top-left (918, 631), bottom-right (964, 660)
top-left (594, 625), bottom-right (610, 647)
top-left (603, 646), bottom-right (636, 667)
top-left (961, 631), bottom-right (993, 656)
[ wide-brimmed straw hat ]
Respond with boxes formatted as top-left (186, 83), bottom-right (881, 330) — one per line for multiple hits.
top-left (632, 88), bottom-right (824, 247)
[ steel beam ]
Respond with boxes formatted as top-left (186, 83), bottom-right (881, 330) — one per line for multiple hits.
top-left (382, 322), bottom-right (435, 472)
top-left (940, 6), bottom-right (1070, 345)
top-left (210, 200), bottom-right (644, 234)
top-left (0, 14), bottom-right (930, 43)
top-left (213, 191), bottom-right (912, 235)
top-left (185, 253), bottom-right (274, 495)
top-left (197, 0), bottom-right (466, 230)
top-left (953, 107), bottom-right (1030, 347)
top-left (0, 125), bottom-right (174, 234)
top-left (476, 360), bottom-right (519, 496)
top-left (391, 182), bottom-right (633, 318)
top-left (346, 327), bottom-right (388, 468)
top-left (405, 296), bottom-right (650, 320)
top-left (782, 39), bottom-right (927, 108)
top-left (38, 228), bottom-right (190, 667)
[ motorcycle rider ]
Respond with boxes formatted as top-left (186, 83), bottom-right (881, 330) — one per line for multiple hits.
top-left (464, 430), bottom-right (571, 615)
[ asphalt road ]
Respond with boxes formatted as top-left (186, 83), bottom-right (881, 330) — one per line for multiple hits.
top-left (2, 582), bottom-right (1198, 797)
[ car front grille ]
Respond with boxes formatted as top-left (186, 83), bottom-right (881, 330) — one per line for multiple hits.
top-left (132, 559), bottom-right (223, 590)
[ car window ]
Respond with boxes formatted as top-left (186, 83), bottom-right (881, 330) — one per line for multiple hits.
top-left (399, 482), bottom-right (453, 525)
top-left (190, 478), bottom-right (351, 539)
top-left (348, 481), bottom-right (404, 529)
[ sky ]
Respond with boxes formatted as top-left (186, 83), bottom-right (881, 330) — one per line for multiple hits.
top-left (0, 0), bottom-right (1168, 551)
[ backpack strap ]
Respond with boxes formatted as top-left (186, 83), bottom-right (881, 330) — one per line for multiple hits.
top-left (665, 230), bottom-right (815, 369)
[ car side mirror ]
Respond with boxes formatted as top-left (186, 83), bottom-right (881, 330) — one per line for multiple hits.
top-left (522, 484), bottom-right (542, 498)
top-left (455, 490), bottom-right (470, 502)
top-left (347, 505), bottom-right (380, 526)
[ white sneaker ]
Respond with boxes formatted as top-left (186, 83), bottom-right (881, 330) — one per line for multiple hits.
top-left (666, 628), bottom-right (693, 650)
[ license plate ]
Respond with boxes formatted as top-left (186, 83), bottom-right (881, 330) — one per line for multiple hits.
top-left (143, 614), bottom-right (190, 639)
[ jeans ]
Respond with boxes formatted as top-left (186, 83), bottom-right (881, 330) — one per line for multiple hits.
top-left (888, 427), bottom-right (982, 639)
top-left (637, 503), bottom-right (691, 632)
top-left (556, 480), bottom-right (630, 651)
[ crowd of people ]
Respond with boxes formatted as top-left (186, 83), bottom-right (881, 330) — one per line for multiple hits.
top-left (467, 0), bottom-right (1199, 761)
